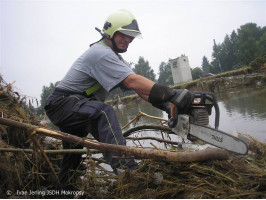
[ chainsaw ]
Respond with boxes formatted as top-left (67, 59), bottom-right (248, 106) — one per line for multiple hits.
top-left (168, 91), bottom-right (248, 155)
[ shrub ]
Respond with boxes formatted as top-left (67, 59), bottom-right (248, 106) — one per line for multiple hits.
top-left (249, 57), bottom-right (266, 70)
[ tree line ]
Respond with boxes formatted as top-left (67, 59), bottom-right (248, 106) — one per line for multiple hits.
top-left (36, 22), bottom-right (265, 116)
top-left (192, 22), bottom-right (265, 79)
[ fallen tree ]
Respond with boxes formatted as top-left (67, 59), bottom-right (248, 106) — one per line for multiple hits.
top-left (0, 117), bottom-right (230, 163)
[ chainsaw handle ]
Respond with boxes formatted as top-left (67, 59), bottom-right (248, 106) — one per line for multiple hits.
top-left (170, 104), bottom-right (176, 118)
top-left (168, 92), bottom-right (220, 129)
top-left (192, 91), bottom-right (220, 129)
top-left (168, 104), bottom-right (178, 128)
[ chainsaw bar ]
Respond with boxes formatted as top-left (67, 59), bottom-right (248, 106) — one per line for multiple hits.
top-left (189, 124), bottom-right (249, 155)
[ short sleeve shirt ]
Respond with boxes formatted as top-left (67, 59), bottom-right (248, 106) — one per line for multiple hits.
top-left (57, 41), bottom-right (134, 101)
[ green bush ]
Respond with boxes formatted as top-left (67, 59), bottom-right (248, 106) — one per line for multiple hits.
top-left (249, 57), bottom-right (266, 70)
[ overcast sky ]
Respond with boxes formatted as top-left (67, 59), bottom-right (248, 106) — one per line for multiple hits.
top-left (1, 0), bottom-right (265, 103)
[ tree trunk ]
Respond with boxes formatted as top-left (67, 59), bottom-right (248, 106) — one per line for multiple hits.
top-left (0, 117), bottom-right (230, 162)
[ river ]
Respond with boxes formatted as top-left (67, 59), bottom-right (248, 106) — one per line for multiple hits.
top-left (115, 84), bottom-right (266, 143)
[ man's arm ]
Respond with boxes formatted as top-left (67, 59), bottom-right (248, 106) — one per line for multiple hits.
top-left (123, 74), bottom-right (154, 98)
top-left (123, 73), bottom-right (192, 111)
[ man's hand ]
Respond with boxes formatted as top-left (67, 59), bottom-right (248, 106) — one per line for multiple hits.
top-left (148, 84), bottom-right (192, 111)
top-left (169, 89), bottom-right (192, 111)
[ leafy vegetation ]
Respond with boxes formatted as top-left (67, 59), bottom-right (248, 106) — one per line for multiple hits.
top-left (201, 23), bottom-right (265, 74)
top-left (250, 56), bottom-right (266, 70)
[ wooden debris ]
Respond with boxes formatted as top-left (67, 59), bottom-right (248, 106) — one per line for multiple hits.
top-left (0, 117), bottom-right (230, 163)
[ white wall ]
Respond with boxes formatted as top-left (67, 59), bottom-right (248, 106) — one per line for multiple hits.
top-left (169, 56), bottom-right (192, 85)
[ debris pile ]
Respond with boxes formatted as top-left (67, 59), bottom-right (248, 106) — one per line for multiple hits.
top-left (0, 75), bottom-right (61, 198)
top-left (0, 74), bottom-right (265, 199)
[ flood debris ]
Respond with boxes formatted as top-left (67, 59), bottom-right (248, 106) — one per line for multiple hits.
top-left (0, 74), bottom-right (265, 199)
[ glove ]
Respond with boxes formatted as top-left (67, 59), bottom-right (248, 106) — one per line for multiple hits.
top-left (169, 89), bottom-right (192, 112)
top-left (148, 84), bottom-right (192, 111)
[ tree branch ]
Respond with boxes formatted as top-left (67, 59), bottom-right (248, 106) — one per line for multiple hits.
top-left (0, 117), bottom-right (230, 163)
top-left (123, 124), bottom-right (171, 137)
top-left (126, 136), bottom-right (181, 146)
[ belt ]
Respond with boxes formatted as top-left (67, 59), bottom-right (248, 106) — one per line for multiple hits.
top-left (53, 87), bottom-right (92, 98)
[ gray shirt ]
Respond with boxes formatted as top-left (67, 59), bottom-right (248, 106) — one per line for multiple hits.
top-left (57, 41), bottom-right (134, 101)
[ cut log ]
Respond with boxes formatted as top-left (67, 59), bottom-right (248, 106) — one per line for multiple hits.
top-left (0, 117), bottom-right (230, 162)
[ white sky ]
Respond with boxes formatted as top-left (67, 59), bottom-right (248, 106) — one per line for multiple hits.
top-left (1, 0), bottom-right (265, 102)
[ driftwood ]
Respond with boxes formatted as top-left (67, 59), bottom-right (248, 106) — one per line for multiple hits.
top-left (233, 132), bottom-right (266, 156)
top-left (123, 124), bottom-right (171, 137)
top-left (126, 136), bottom-right (182, 146)
top-left (122, 111), bottom-right (167, 131)
top-left (0, 148), bottom-right (88, 154)
top-left (0, 148), bottom-right (101, 154)
top-left (0, 117), bottom-right (230, 162)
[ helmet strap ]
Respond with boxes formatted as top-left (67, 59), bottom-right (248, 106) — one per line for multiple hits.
top-left (90, 37), bottom-right (104, 47)
top-left (111, 38), bottom-right (127, 53)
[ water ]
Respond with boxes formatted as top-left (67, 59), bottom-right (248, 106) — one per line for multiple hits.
top-left (115, 85), bottom-right (266, 143)
top-left (211, 85), bottom-right (266, 142)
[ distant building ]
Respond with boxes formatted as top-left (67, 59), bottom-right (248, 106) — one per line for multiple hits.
top-left (169, 55), bottom-right (192, 85)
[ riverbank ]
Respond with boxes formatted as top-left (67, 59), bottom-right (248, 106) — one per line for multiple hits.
top-left (110, 66), bottom-right (266, 106)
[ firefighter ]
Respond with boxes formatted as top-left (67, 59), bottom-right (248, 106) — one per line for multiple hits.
top-left (44, 9), bottom-right (192, 188)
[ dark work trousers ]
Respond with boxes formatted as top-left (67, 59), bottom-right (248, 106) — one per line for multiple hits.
top-left (44, 88), bottom-right (137, 186)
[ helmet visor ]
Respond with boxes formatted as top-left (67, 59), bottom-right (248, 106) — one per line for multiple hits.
top-left (118, 30), bottom-right (143, 39)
